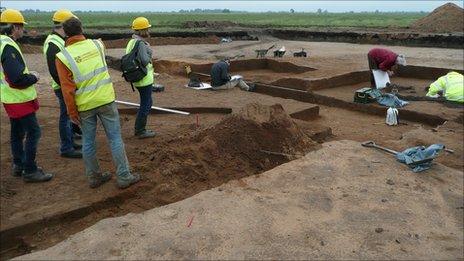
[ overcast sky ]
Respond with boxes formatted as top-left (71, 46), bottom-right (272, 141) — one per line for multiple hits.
top-left (2, 1), bottom-right (463, 12)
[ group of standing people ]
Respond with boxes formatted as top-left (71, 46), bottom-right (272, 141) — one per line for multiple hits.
top-left (1, 9), bottom-right (158, 188)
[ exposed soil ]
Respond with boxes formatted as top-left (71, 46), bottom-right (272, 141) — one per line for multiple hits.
top-left (183, 20), bottom-right (238, 29)
top-left (103, 36), bottom-right (221, 49)
top-left (1, 38), bottom-right (463, 259)
top-left (20, 44), bottom-right (43, 54)
top-left (411, 3), bottom-right (464, 33)
top-left (136, 103), bottom-right (319, 182)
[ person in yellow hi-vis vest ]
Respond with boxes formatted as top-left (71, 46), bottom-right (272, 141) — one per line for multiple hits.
top-left (125, 17), bottom-right (156, 139)
top-left (426, 71), bottom-right (464, 103)
top-left (1, 9), bottom-right (53, 182)
top-left (55, 18), bottom-right (140, 189)
top-left (43, 9), bottom-right (82, 158)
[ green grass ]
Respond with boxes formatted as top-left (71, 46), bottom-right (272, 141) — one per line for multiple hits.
top-left (23, 12), bottom-right (426, 30)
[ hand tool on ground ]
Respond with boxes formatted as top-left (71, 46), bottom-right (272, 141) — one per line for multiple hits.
top-left (361, 141), bottom-right (435, 166)
top-left (115, 100), bottom-right (190, 115)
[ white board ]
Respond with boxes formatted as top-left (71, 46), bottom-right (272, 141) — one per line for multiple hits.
top-left (372, 69), bottom-right (390, 89)
top-left (231, 75), bottom-right (243, 81)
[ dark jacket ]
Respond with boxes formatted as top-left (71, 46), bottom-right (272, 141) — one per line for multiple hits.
top-left (1, 45), bottom-right (38, 88)
top-left (45, 32), bottom-right (64, 86)
top-left (210, 60), bottom-right (231, 87)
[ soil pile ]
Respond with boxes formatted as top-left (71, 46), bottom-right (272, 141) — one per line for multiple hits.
top-left (103, 36), bottom-right (220, 49)
top-left (411, 3), bottom-right (464, 33)
top-left (134, 103), bottom-right (319, 188)
top-left (183, 20), bottom-right (238, 29)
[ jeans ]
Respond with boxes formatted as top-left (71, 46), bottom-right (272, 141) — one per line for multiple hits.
top-left (135, 85), bottom-right (153, 134)
top-left (54, 89), bottom-right (74, 154)
top-left (213, 76), bottom-right (250, 91)
top-left (10, 113), bottom-right (41, 173)
top-left (79, 102), bottom-right (132, 180)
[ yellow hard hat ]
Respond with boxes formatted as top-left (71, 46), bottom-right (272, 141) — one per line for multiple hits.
top-left (53, 9), bottom-right (77, 23)
top-left (0, 9), bottom-right (27, 24)
top-left (132, 17), bottom-right (151, 30)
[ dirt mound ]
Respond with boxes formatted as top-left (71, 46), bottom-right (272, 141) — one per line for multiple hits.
top-left (134, 103), bottom-right (319, 188)
top-left (411, 3), bottom-right (464, 33)
top-left (103, 36), bottom-right (221, 49)
top-left (183, 20), bottom-right (238, 29)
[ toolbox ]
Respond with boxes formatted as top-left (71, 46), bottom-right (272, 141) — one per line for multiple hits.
top-left (354, 87), bottom-right (378, 104)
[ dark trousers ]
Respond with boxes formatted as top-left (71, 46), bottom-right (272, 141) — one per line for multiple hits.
top-left (10, 113), bottom-right (41, 174)
top-left (54, 89), bottom-right (74, 154)
top-left (367, 54), bottom-right (379, 88)
top-left (135, 85), bottom-right (153, 134)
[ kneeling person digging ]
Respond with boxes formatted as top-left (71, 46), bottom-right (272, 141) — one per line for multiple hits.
top-left (56, 18), bottom-right (140, 189)
top-left (210, 58), bottom-right (255, 91)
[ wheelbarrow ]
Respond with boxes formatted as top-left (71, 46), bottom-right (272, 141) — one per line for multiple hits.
top-left (255, 45), bottom-right (275, 58)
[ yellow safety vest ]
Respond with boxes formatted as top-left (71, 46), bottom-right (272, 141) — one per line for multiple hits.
top-left (43, 34), bottom-right (65, 90)
top-left (125, 38), bottom-right (154, 87)
top-left (56, 39), bottom-right (115, 112)
top-left (0, 35), bottom-right (38, 104)
top-left (427, 71), bottom-right (464, 103)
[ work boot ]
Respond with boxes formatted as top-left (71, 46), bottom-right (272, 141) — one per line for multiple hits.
top-left (117, 173), bottom-right (141, 189)
top-left (247, 83), bottom-right (256, 92)
top-left (61, 150), bottom-right (83, 159)
top-left (73, 132), bottom-right (82, 140)
top-left (23, 168), bottom-right (53, 183)
top-left (136, 130), bottom-right (156, 139)
top-left (88, 171), bottom-right (112, 189)
top-left (152, 84), bottom-right (165, 92)
top-left (12, 164), bottom-right (24, 177)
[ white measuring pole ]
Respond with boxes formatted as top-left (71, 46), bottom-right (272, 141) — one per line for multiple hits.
top-left (115, 100), bottom-right (190, 115)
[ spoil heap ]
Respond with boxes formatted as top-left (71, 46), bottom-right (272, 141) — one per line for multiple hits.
top-left (134, 103), bottom-right (319, 189)
top-left (411, 3), bottom-right (464, 33)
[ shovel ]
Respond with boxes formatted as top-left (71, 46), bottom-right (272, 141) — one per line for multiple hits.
top-left (361, 141), bottom-right (435, 166)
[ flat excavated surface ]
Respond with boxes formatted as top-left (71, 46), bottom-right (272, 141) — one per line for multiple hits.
top-left (16, 140), bottom-right (464, 260)
top-left (1, 39), bottom-right (463, 258)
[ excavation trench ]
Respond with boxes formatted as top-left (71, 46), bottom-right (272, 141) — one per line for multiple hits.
top-left (129, 57), bottom-right (461, 126)
top-left (0, 103), bottom-right (328, 260)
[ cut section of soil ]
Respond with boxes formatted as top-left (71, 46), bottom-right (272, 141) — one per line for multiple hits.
top-left (103, 36), bottom-right (221, 49)
top-left (411, 3), bottom-right (464, 33)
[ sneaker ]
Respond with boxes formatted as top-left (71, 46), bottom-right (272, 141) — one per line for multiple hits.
top-left (117, 173), bottom-right (140, 189)
top-left (136, 130), bottom-right (156, 139)
top-left (61, 150), bottom-right (82, 159)
top-left (23, 168), bottom-right (53, 183)
top-left (247, 83), bottom-right (256, 92)
top-left (88, 171), bottom-right (112, 189)
top-left (12, 164), bottom-right (24, 177)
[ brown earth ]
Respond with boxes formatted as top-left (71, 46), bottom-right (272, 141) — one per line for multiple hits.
top-left (16, 140), bottom-right (464, 260)
top-left (103, 35), bottom-right (221, 49)
top-left (183, 20), bottom-right (238, 29)
top-left (20, 44), bottom-right (43, 54)
top-left (136, 103), bottom-right (319, 185)
top-left (1, 39), bottom-right (463, 259)
top-left (411, 2), bottom-right (464, 33)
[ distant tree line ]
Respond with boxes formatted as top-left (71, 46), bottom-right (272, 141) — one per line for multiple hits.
top-left (15, 8), bottom-right (426, 14)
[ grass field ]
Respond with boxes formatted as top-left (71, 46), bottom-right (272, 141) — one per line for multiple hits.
top-left (24, 12), bottom-right (426, 30)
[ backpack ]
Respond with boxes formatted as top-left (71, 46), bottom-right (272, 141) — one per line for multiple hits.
top-left (120, 40), bottom-right (147, 90)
